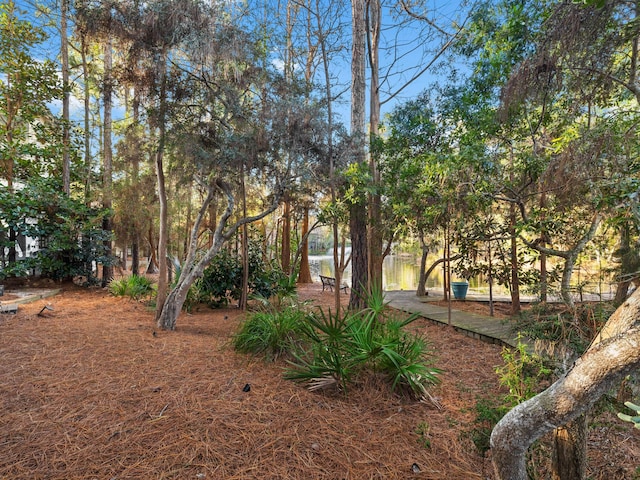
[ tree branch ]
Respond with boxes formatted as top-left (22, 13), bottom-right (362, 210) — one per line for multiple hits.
top-left (491, 289), bottom-right (640, 480)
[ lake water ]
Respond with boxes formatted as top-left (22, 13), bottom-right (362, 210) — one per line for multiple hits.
top-left (309, 254), bottom-right (444, 291)
top-left (309, 254), bottom-right (615, 299)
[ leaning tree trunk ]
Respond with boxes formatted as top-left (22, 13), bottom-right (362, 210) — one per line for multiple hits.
top-left (491, 289), bottom-right (640, 480)
top-left (157, 180), bottom-right (280, 330)
top-left (416, 235), bottom-right (429, 297)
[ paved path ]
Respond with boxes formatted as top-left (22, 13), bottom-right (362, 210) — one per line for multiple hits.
top-left (385, 290), bottom-right (522, 348)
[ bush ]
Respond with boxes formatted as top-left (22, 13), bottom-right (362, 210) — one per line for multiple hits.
top-left (109, 275), bottom-right (155, 300)
top-left (233, 307), bottom-right (310, 360)
top-left (192, 243), bottom-right (291, 308)
top-left (285, 290), bottom-right (441, 399)
top-left (496, 337), bottom-right (553, 405)
top-left (517, 301), bottom-right (614, 355)
top-left (0, 177), bottom-right (113, 282)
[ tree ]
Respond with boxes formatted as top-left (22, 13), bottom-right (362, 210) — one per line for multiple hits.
top-left (349, 0), bottom-right (368, 309)
top-left (491, 288), bottom-right (640, 480)
top-left (487, 2), bottom-right (640, 477)
top-left (0, 1), bottom-right (64, 271)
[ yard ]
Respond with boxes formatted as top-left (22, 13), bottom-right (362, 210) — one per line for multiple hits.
top-left (0, 283), bottom-right (638, 479)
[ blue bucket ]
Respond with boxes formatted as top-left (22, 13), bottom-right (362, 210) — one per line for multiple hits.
top-left (451, 282), bottom-right (469, 300)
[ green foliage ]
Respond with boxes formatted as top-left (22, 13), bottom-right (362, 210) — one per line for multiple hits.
top-left (0, 178), bottom-right (112, 282)
top-left (467, 339), bottom-right (551, 456)
top-left (468, 396), bottom-right (509, 455)
top-left (496, 338), bottom-right (553, 405)
top-left (285, 292), bottom-right (441, 399)
top-left (188, 240), bottom-right (289, 308)
top-left (233, 307), bottom-right (310, 360)
top-left (0, 2), bottom-right (66, 183)
top-left (618, 401), bottom-right (640, 429)
top-left (517, 302), bottom-right (614, 354)
top-left (109, 275), bottom-right (155, 300)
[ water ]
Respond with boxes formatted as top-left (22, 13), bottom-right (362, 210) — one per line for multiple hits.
top-left (309, 253), bottom-right (615, 298)
top-left (309, 254), bottom-right (444, 291)
top-left (309, 253), bottom-right (511, 294)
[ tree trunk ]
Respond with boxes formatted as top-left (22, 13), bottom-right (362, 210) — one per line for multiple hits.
top-left (367, 0), bottom-right (382, 297)
top-left (416, 234), bottom-right (429, 297)
top-left (61, 0), bottom-right (71, 195)
top-left (561, 253), bottom-right (578, 308)
top-left (146, 225), bottom-right (158, 274)
top-left (281, 199), bottom-right (291, 275)
top-left (154, 52), bottom-right (169, 322)
top-left (101, 36), bottom-right (114, 287)
top-left (509, 202), bottom-right (521, 314)
top-left (298, 205), bottom-right (313, 283)
top-left (491, 289), bottom-right (640, 480)
top-left (552, 415), bottom-right (587, 480)
top-left (614, 223), bottom-right (637, 307)
top-left (349, 0), bottom-right (368, 309)
top-left (540, 189), bottom-right (548, 302)
top-left (156, 180), bottom-right (280, 330)
top-left (81, 34), bottom-right (92, 202)
top-left (131, 234), bottom-right (139, 276)
top-left (239, 167), bottom-right (249, 311)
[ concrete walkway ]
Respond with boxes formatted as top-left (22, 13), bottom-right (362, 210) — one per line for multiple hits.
top-left (385, 290), bottom-right (522, 348)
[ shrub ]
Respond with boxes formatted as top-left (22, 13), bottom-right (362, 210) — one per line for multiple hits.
top-left (517, 301), bottom-right (614, 355)
top-left (285, 290), bottom-right (441, 399)
top-left (233, 307), bottom-right (310, 360)
top-left (496, 337), bottom-right (553, 405)
top-left (0, 177), bottom-right (113, 282)
top-left (109, 275), bottom-right (155, 300)
top-left (193, 243), bottom-right (291, 308)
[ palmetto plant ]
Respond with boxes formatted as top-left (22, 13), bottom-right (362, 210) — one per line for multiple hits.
top-left (108, 275), bottom-right (155, 300)
top-left (285, 290), bottom-right (441, 399)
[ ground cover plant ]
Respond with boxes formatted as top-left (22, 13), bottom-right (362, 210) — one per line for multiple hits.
top-left (0, 283), bottom-right (638, 479)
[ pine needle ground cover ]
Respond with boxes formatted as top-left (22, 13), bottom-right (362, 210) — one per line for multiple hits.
top-left (0, 284), bottom-right (638, 479)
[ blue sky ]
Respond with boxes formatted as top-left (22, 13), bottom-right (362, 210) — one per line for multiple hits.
top-left (13, 0), bottom-right (474, 129)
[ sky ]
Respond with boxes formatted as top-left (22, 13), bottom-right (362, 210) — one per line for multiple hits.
top-left (12, 0), bottom-right (474, 129)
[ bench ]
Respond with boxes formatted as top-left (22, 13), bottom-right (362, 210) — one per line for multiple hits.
top-left (319, 275), bottom-right (348, 293)
top-left (0, 303), bottom-right (18, 314)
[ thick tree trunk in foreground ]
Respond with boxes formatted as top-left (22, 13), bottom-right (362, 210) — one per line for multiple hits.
top-left (491, 289), bottom-right (640, 480)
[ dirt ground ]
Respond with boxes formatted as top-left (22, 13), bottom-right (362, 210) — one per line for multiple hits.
top-left (0, 282), bottom-right (638, 479)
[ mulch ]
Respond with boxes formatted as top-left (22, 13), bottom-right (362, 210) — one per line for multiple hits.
top-left (0, 282), bottom-right (638, 479)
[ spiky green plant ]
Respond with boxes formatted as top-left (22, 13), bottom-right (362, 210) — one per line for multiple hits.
top-left (285, 293), bottom-right (441, 398)
top-left (233, 307), bottom-right (309, 360)
top-left (109, 275), bottom-right (155, 300)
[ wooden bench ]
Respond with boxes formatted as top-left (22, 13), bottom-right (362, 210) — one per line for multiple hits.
top-left (319, 275), bottom-right (348, 293)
